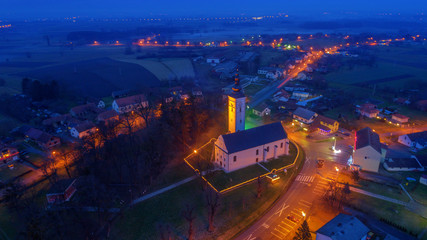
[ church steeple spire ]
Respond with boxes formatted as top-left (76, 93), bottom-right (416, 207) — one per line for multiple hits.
top-left (232, 70), bottom-right (242, 93)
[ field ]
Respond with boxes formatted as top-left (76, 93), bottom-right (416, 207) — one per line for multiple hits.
top-left (115, 57), bottom-right (195, 81)
top-left (111, 146), bottom-right (305, 240)
top-left (325, 45), bottom-right (427, 90)
top-left (348, 192), bottom-right (427, 238)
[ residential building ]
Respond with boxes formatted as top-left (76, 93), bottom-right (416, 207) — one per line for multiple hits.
top-left (316, 214), bottom-right (370, 240)
top-left (206, 54), bottom-right (224, 64)
top-left (293, 107), bottom-right (318, 124)
top-left (70, 103), bottom-right (98, 119)
top-left (46, 178), bottom-right (77, 204)
top-left (215, 122), bottom-right (289, 173)
top-left (252, 103), bottom-right (271, 117)
top-left (97, 110), bottom-right (119, 124)
top-left (353, 127), bottom-right (386, 172)
top-left (228, 73), bottom-right (246, 133)
top-left (258, 67), bottom-right (283, 80)
top-left (310, 115), bottom-right (339, 135)
top-left (292, 91), bottom-right (310, 100)
top-left (112, 94), bottom-right (148, 114)
top-left (70, 122), bottom-right (97, 139)
top-left (398, 131), bottom-right (427, 150)
top-left (272, 89), bottom-right (291, 102)
top-left (192, 86), bottom-right (203, 97)
top-left (384, 156), bottom-right (424, 172)
top-left (358, 103), bottom-right (379, 118)
top-left (391, 114), bottom-right (409, 124)
top-left (0, 142), bottom-right (19, 165)
top-left (25, 128), bottom-right (61, 149)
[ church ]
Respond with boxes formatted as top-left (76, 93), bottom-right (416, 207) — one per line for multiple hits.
top-left (214, 73), bottom-right (290, 173)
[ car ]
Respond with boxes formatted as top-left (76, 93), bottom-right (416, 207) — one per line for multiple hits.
top-left (266, 174), bottom-right (280, 183)
top-left (287, 215), bottom-right (297, 222)
top-left (316, 159), bottom-right (325, 168)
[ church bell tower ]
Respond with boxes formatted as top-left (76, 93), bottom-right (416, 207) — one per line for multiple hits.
top-left (228, 72), bottom-right (246, 133)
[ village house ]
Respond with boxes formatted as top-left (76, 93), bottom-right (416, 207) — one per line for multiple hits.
top-left (316, 214), bottom-right (370, 240)
top-left (358, 103), bottom-right (380, 118)
top-left (257, 67), bottom-right (283, 80)
top-left (293, 107), bottom-right (318, 124)
top-left (70, 103), bottom-right (99, 119)
top-left (309, 115), bottom-right (339, 135)
top-left (292, 91), bottom-right (310, 101)
top-left (192, 86), bottom-right (203, 97)
top-left (25, 128), bottom-right (61, 149)
top-left (384, 156), bottom-right (424, 172)
top-left (352, 127), bottom-right (386, 172)
top-left (112, 94), bottom-right (148, 114)
top-left (391, 113), bottom-right (409, 124)
top-left (206, 54), bottom-right (225, 64)
top-left (398, 131), bottom-right (427, 150)
top-left (46, 178), bottom-right (77, 204)
top-left (97, 110), bottom-right (119, 124)
top-left (0, 142), bottom-right (19, 165)
top-left (272, 89), bottom-right (291, 102)
top-left (86, 97), bottom-right (106, 109)
top-left (215, 122), bottom-right (289, 173)
top-left (393, 97), bottom-right (410, 105)
top-left (70, 122), bottom-right (97, 139)
top-left (252, 103), bottom-right (271, 117)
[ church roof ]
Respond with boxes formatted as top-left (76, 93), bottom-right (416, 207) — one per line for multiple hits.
top-left (221, 122), bottom-right (287, 154)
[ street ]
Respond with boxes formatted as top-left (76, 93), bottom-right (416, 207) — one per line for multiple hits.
top-left (235, 129), bottom-right (352, 240)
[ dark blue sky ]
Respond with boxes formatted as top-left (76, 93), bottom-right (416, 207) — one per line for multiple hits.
top-left (3, 0), bottom-right (427, 19)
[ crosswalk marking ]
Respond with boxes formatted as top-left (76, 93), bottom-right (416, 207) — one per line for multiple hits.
top-left (271, 231), bottom-right (283, 239)
top-left (281, 221), bottom-right (294, 228)
top-left (285, 218), bottom-right (297, 226)
top-left (296, 175), bottom-right (314, 183)
top-left (273, 228), bottom-right (287, 237)
top-left (300, 199), bottom-right (312, 205)
top-left (277, 225), bottom-right (290, 233)
top-left (299, 201), bottom-right (311, 208)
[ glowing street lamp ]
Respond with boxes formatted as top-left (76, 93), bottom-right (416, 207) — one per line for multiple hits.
top-left (194, 150), bottom-right (197, 153)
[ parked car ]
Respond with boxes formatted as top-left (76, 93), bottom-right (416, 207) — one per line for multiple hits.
top-left (287, 215), bottom-right (297, 222)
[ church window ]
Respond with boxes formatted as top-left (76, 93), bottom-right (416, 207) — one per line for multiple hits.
top-left (233, 156), bottom-right (237, 162)
top-left (240, 120), bottom-right (242, 123)
top-left (266, 146), bottom-right (270, 152)
top-left (256, 158), bottom-right (258, 162)
top-left (256, 149), bottom-right (259, 155)
top-left (240, 107), bottom-right (241, 112)
top-left (220, 161), bottom-right (222, 166)
top-left (281, 143), bottom-right (283, 148)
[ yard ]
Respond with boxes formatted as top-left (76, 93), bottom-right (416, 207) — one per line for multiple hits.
top-left (111, 146), bottom-right (305, 240)
top-left (0, 163), bottom-right (33, 183)
top-left (348, 192), bottom-right (427, 238)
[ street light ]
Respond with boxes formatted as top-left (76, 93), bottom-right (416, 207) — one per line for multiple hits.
top-left (301, 211), bottom-right (306, 217)
top-left (194, 150), bottom-right (197, 153)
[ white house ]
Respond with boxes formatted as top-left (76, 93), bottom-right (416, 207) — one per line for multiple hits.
top-left (293, 107), bottom-right (318, 124)
top-left (70, 122), bottom-right (97, 139)
top-left (391, 114), bottom-right (409, 124)
top-left (398, 131), bottom-right (427, 150)
top-left (112, 94), bottom-right (148, 114)
top-left (316, 214), bottom-right (369, 240)
top-left (252, 103), bottom-right (271, 117)
top-left (206, 54), bottom-right (224, 64)
top-left (258, 67), bottom-right (283, 80)
top-left (215, 122), bottom-right (289, 173)
top-left (292, 91), bottom-right (310, 100)
top-left (353, 127), bottom-right (386, 172)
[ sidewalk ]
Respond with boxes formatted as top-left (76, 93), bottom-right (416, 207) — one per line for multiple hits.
top-left (349, 187), bottom-right (409, 206)
top-left (131, 175), bottom-right (197, 205)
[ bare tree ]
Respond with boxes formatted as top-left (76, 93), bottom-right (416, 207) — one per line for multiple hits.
top-left (257, 177), bottom-right (263, 199)
top-left (40, 158), bottom-right (58, 184)
top-left (182, 204), bottom-right (196, 240)
top-left (205, 189), bottom-right (220, 232)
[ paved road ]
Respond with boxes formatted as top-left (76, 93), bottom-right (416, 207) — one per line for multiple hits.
top-left (248, 51), bottom-right (324, 109)
top-left (235, 130), bottom-right (351, 240)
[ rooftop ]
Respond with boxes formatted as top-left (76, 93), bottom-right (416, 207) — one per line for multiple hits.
top-left (47, 178), bottom-right (76, 195)
top-left (355, 127), bottom-right (382, 153)
top-left (115, 94), bottom-right (147, 108)
top-left (405, 131), bottom-right (427, 145)
top-left (316, 214), bottom-right (369, 240)
top-left (220, 122), bottom-right (287, 154)
top-left (293, 107), bottom-right (317, 120)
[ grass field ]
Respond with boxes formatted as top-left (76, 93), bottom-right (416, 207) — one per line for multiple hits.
top-left (0, 163), bottom-right (33, 183)
top-left (116, 57), bottom-right (195, 81)
top-left (325, 45), bottom-right (427, 90)
top-left (348, 192), bottom-right (427, 238)
top-left (111, 146), bottom-right (305, 240)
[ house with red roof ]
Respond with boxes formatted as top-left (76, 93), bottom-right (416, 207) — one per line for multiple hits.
top-left (112, 94), bottom-right (148, 114)
top-left (358, 103), bottom-right (379, 118)
top-left (25, 128), bottom-right (61, 149)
